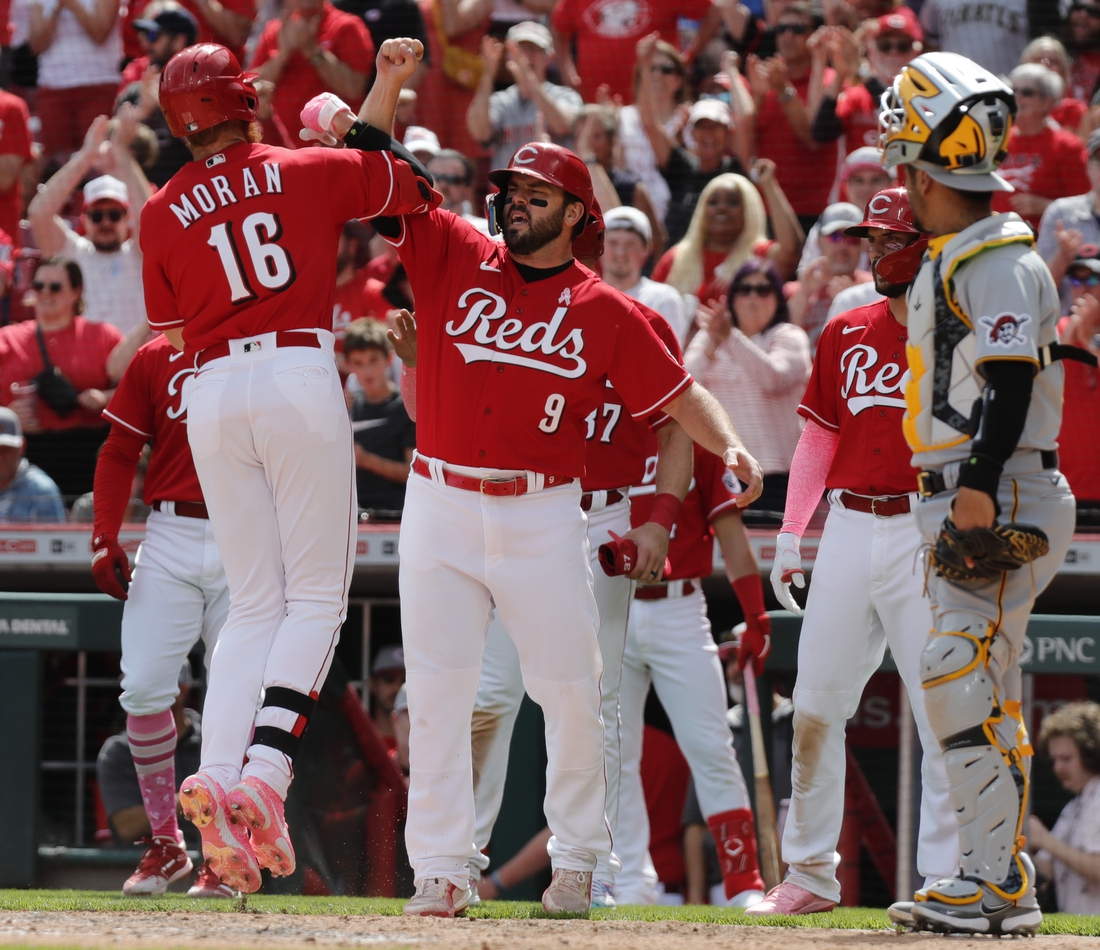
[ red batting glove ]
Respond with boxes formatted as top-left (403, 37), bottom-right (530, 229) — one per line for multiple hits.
top-left (736, 612), bottom-right (772, 673)
top-left (91, 535), bottom-right (131, 601)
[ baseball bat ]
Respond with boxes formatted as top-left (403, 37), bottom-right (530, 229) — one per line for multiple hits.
top-left (743, 657), bottom-right (781, 892)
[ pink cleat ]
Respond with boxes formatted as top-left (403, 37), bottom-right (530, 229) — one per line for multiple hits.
top-left (227, 776), bottom-right (295, 877)
top-left (744, 880), bottom-right (838, 916)
top-left (179, 772), bottom-right (262, 894)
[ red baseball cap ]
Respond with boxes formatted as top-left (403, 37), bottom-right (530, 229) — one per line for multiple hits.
top-left (874, 7), bottom-right (923, 43)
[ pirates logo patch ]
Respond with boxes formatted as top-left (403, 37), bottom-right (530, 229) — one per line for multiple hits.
top-left (979, 312), bottom-right (1031, 347)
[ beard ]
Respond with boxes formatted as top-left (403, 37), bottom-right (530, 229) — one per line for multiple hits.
top-left (873, 265), bottom-right (909, 298)
top-left (91, 234), bottom-right (124, 253)
top-left (503, 202), bottom-right (568, 256)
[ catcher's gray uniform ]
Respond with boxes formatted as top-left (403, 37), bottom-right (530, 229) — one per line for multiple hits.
top-left (904, 213), bottom-right (1075, 917)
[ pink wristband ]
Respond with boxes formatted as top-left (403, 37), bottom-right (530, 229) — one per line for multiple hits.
top-left (647, 492), bottom-right (681, 532)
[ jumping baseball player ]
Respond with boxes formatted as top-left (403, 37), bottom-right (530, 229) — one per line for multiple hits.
top-left (298, 100), bottom-right (764, 914)
top-left (141, 40), bottom-right (438, 893)
top-left (395, 302), bottom-right (693, 909)
top-left (92, 333), bottom-right (233, 899)
top-left (616, 442), bottom-right (768, 908)
top-left (745, 187), bottom-right (960, 917)
top-left (880, 52), bottom-right (1084, 935)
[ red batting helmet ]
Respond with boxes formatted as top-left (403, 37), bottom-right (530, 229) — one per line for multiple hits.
top-left (844, 186), bottom-right (929, 286)
top-left (159, 43), bottom-right (258, 138)
top-left (487, 142), bottom-right (605, 259)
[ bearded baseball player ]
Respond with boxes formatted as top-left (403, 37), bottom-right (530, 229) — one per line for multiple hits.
top-left (617, 442), bottom-right (768, 908)
top-left (879, 52), bottom-right (1088, 935)
top-left (298, 99), bottom-right (764, 914)
top-left (92, 333), bottom-right (233, 899)
top-left (396, 303), bottom-right (694, 909)
top-left (744, 187), bottom-right (960, 917)
top-left (141, 40), bottom-right (438, 893)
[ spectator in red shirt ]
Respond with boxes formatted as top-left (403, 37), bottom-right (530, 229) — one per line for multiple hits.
top-left (1056, 291), bottom-right (1100, 527)
top-left (992, 64), bottom-right (1091, 232)
top-left (121, 0), bottom-right (252, 64)
top-left (1021, 36), bottom-right (1088, 136)
top-left (747, 2), bottom-right (835, 230)
top-left (0, 88), bottom-right (33, 247)
top-left (0, 256), bottom-right (124, 500)
top-left (811, 9), bottom-right (922, 153)
top-left (251, 0), bottom-right (376, 143)
top-left (1066, 0), bottom-right (1100, 106)
top-left (551, 0), bottom-right (712, 104)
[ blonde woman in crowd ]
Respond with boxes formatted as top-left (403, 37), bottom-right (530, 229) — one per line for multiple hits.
top-left (652, 166), bottom-right (803, 321)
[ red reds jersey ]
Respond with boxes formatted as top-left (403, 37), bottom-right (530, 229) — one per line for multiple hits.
top-left (385, 211), bottom-right (692, 476)
top-left (103, 334), bottom-right (203, 504)
top-left (798, 298), bottom-right (918, 496)
top-left (631, 443), bottom-right (741, 582)
top-left (582, 302), bottom-right (682, 491)
top-left (0, 90), bottom-right (32, 247)
top-left (142, 142), bottom-right (438, 354)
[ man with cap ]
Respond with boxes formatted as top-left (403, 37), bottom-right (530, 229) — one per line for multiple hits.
top-left (121, 6), bottom-right (201, 186)
top-left (881, 50), bottom-right (1082, 935)
top-left (602, 206), bottom-right (686, 340)
top-left (787, 201), bottom-right (870, 349)
top-left (1037, 127), bottom-right (1100, 316)
top-left (402, 126), bottom-right (440, 166)
top-left (368, 645), bottom-right (406, 750)
top-left (467, 22), bottom-right (582, 174)
top-left (0, 407), bottom-right (65, 523)
top-left (302, 91), bottom-right (765, 915)
top-left (748, 185), bottom-right (959, 916)
top-left (28, 117), bottom-right (153, 336)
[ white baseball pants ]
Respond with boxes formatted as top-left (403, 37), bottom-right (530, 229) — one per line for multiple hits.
top-left (185, 334), bottom-right (356, 799)
top-left (782, 497), bottom-right (958, 904)
top-left (399, 468), bottom-right (612, 888)
top-left (617, 587), bottom-right (751, 901)
top-left (469, 498), bottom-right (633, 881)
top-left (120, 510), bottom-right (229, 716)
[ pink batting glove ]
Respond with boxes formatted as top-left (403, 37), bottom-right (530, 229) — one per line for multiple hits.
top-left (299, 92), bottom-right (355, 146)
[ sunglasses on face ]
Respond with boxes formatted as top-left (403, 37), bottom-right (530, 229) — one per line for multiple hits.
top-left (732, 283), bottom-right (775, 297)
top-left (825, 232), bottom-right (861, 245)
top-left (650, 63), bottom-right (678, 75)
top-left (32, 280), bottom-right (65, 293)
top-left (1068, 272), bottom-right (1100, 286)
top-left (433, 173), bottom-right (469, 186)
top-left (86, 208), bottom-right (125, 223)
top-left (775, 22), bottom-right (810, 36)
top-left (875, 38), bottom-right (913, 54)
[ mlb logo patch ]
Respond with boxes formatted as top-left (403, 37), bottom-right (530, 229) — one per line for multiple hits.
top-left (244, 340), bottom-right (263, 353)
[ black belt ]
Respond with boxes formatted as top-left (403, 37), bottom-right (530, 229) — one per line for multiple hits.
top-left (917, 450), bottom-right (1058, 498)
top-left (580, 489), bottom-right (626, 511)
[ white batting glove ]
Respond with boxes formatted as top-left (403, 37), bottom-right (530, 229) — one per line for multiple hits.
top-left (770, 531), bottom-right (805, 615)
top-left (299, 92), bottom-right (355, 146)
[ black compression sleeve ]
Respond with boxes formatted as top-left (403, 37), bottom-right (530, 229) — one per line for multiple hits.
top-left (344, 120), bottom-right (435, 185)
top-left (811, 96), bottom-right (843, 143)
top-left (955, 360), bottom-right (1034, 501)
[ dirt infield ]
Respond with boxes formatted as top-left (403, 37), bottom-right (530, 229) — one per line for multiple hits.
top-left (0, 912), bottom-right (1098, 950)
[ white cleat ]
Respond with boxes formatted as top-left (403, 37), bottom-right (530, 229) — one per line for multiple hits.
top-left (403, 877), bottom-right (476, 917)
top-left (542, 869), bottom-right (592, 915)
top-left (589, 878), bottom-right (616, 908)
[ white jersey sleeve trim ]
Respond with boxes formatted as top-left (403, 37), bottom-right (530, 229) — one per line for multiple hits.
top-left (102, 409), bottom-right (153, 438)
top-left (708, 497), bottom-right (741, 521)
top-left (630, 374), bottom-right (693, 420)
top-left (797, 404), bottom-right (840, 431)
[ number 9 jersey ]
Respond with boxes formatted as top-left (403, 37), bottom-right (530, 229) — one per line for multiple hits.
top-left (141, 142), bottom-right (438, 353)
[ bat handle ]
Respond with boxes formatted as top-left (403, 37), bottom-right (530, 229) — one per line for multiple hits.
top-left (743, 657), bottom-right (760, 716)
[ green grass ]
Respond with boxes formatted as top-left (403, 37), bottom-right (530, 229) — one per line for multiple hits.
top-left (0, 891), bottom-right (1095, 936)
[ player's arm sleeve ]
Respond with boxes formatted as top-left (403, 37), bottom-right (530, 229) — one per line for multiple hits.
top-left (91, 424), bottom-right (149, 540)
top-left (342, 121), bottom-right (435, 186)
top-left (141, 230), bottom-right (183, 329)
top-left (954, 359), bottom-right (1033, 501)
top-left (698, 449), bottom-right (743, 521)
top-left (606, 305), bottom-right (693, 420)
top-left (782, 421), bottom-right (839, 538)
top-left (796, 320), bottom-right (841, 431)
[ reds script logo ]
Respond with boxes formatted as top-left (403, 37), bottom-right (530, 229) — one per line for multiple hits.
top-left (840, 343), bottom-right (906, 415)
top-left (445, 288), bottom-right (587, 378)
top-left (979, 312), bottom-right (1031, 347)
top-left (582, 0), bottom-right (651, 38)
top-left (166, 351), bottom-right (195, 421)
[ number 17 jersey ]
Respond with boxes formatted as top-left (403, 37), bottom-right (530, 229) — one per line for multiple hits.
top-left (141, 141), bottom-right (438, 354)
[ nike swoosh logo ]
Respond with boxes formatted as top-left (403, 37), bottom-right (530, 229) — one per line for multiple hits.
top-left (842, 326), bottom-right (867, 334)
top-left (480, 262), bottom-right (500, 272)
top-left (169, 351), bottom-right (186, 361)
top-left (352, 419), bottom-right (390, 432)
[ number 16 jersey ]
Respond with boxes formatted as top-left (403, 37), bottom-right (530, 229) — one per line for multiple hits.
top-left (141, 140), bottom-right (438, 354)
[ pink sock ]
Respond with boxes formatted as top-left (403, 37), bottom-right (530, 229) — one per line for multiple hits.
top-left (127, 710), bottom-right (180, 841)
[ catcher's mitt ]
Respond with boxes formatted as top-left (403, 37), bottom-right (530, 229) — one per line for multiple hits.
top-left (930, 518), bottom-right (1050, 583)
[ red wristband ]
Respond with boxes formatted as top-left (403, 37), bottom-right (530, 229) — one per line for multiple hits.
top-left (647, 492), bottom-right (681, 533)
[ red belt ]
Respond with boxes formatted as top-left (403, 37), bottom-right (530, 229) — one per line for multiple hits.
top-left (839, 491), bottom-right (911, 517)
top-left (411, 457), bottom-right (573, 496)
top-left (634, 580), bottom-right (696, 600)
top-left (154, 500), bottom-right (209, 519)
top-left (196, 331), bottom-right (322, 368)
top-left (580, 489), bottom-right (626, 511)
